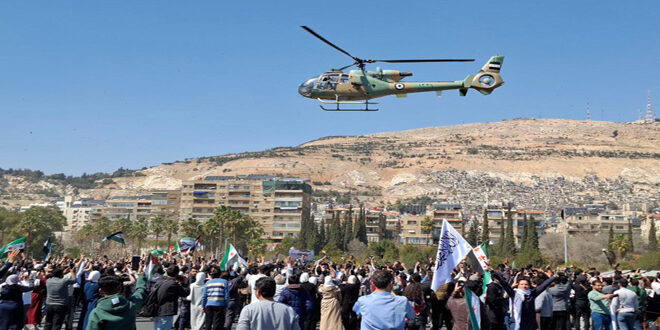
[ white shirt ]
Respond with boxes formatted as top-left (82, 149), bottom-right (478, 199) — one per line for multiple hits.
top-left (248, 274), bottom-right (267, 305)
top-left (612, 287), bottom-right (639, 313)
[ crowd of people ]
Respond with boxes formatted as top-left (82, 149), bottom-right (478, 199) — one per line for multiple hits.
top-left (0, 248), bottom-right (659, 330)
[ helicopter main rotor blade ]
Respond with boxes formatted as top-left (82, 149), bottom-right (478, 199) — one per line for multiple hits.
top-left (337, 63), bottom-right (358, 71)
top-left (374, 59), bottom-right (475, 63)
top-left (301, 26), bottom-right (359, 61)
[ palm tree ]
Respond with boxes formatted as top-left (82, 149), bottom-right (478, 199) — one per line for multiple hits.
top-left (163, 217), bottom-right (180, 248)
top-left (150, 216), bottom-right (166, 248)
top-left (421, 216), bottom-right (435, 246)
top-left (129, 218), bottom-right (149, 253)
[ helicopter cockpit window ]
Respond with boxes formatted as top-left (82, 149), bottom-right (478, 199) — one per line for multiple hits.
top-left (316, 73), bottom-right (339, 90)
top-left (340, 74), bottom-right (349, 83)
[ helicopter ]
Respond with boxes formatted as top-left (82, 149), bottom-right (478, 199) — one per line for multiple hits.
top-left (298, 26), bottom-right (505, 111)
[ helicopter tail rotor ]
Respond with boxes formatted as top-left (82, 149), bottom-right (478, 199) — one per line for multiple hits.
top-left (466, 56), bottom-right (504, 95)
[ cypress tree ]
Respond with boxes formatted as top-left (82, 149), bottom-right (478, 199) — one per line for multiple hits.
top-left (467, 218), bottom-right (479, 246)
top-left (343, 214), bottom-right (354, 250)
top-left (528, 215), bottom-right (539, 251)
top-left (520, 214), bottom-right (529, 251)
top-left (329, 212), bottom-right (343, 249)
top-left (481, 208), bottom-right (490, 245)
top-left (608, 225), bottom-right (615, 251)
top-left (504, 205), bottom-right (517, 255)
top-left (354, 207), bottom-right (368, 244)
top-left (627, 219), bottom-right (634, 253)
top-left (318, 221), bottom-right (327, 250)
top-left (649, 219), bottom-right (658, 252)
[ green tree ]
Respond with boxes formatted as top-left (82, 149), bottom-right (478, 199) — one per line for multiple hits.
top-left (0, 207), bottom-right (20, 244)
top-left (317, 222), bottom-right (327, 253)
top-left (501, 205), bottom-right (516, 255)
top-left (481, 208), bottom-right (489, 245)
top-left (520, 214), bottom-right (529, 251)
top-left (329, 213), bottom-right (343, 250)
top-left (110, 218), bottom-right (132, 236)
top-left (608, 225), bottom-right (615, 251)
top-left (611, 234), bottom-right (632, 259)
top-left (162, 217), bottom-right (180, 248)
top-left (421, 216), bottom-right (435, 246)
top-left (128, 217), bottom-right (149, 253)
top-left (149, 216), bottom-right (166, 248)
top-left (203, 216), bottom-right (222, 255)
top-left (527, 215), bottom-right (539, 251)
top-left (627, 219), bottom-right (634, 253)
top-left (15, 206), bottom-right (66, 255)
top-left (369, 240), bottom-right (398, 259)
top-left (275, 236), bottom-right (297, 256)
top-left (343, 215), bottom-right (354, 251)
top-left (353, 208), bottom-right (368, 244)
top-left (649, 219), bottom-right (658, 252)
top-left (93, 217), bottom-right (112, 238)
top-left (467, 218), bottom-right (479, 247)
top-left (180, 218), bottom-right (201, 237)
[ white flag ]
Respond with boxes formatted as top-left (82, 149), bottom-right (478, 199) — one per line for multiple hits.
top-left (431, 219), bottom-right (473, 291)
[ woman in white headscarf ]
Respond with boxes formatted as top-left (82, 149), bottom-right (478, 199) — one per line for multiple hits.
top-left (0, 274), bottom-right (33, 330)
top-left (319, 276), bottom-right (342, 330)
top-left (188, 272), bottom-right (206, 330)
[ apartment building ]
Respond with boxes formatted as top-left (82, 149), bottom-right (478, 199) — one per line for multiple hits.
top-left (486, 205), bottom-right (546, 244)
top-left (564, 207), bottom-right (641, 236)
top-left (365, 209), bottom-right (386, 242)
top-left (383, 210), bottom-right (401, 240)
top-left (400, 213), bottom-right (432, 245)
top-left (180, 175), bottom-right (311, 241)
top-left (101, 190), bottom-right (181, 221)
top-left (59, 196), bottom-right (105, 231)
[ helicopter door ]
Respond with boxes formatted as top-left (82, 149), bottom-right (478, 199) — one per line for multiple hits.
top-left (316, 73), bottom-right (340, 90)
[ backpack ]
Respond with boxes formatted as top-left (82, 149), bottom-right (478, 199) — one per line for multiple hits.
top-left (138, 282), bottom-right (162, 317)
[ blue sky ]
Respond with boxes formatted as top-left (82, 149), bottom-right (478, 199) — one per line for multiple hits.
top-left (1, 1), bottom-right (658, 175)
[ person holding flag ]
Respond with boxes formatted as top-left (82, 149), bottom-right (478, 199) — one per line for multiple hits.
top-left (431, 220), bottom-right (473, 292)
top-left (43, 237), bottom-right (52, 261)
top-left (491, 268), bottom-right (556, 330)
top-left (220, 244), bottom-right (246, 271)
top-left (0, 237), bottom-right (26, 258)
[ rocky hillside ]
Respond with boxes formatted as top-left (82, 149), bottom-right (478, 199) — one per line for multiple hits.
top-left (2, 119), bottom-right (659, 212)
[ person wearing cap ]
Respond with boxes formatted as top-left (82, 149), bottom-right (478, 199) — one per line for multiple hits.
top-left (352, 270), bottom-right (415, 330)
top-left (81, 270), bottom-right (101, 330)
top-left (319, 275), bottom-right (342, 330)
top-left (274, 274), bottom-right (288, 301)
top-left (85, 269), bottom-right (148, 330)
top-left (0, 274), bottom-right (34, 330)
top-left (612, 278), bottom-right (639, 330)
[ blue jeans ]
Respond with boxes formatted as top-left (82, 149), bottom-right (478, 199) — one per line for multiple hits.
top-left (617, 312), bottom-right (635, 330)
top-left (154, 316), bottom-right (174, 330)
top-left (591, 312), bottom-right (612, 330)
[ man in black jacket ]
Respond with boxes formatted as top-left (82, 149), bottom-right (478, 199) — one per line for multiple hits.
top-left (571, 275), bottom-right (591, 330)
top-left (485, 275), bottom-right (508, 330)
top-left (154, 265), bottom-right (190, 330)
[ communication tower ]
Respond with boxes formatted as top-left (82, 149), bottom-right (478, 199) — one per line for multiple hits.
top-left (646, 91), bottom-right (655, 122)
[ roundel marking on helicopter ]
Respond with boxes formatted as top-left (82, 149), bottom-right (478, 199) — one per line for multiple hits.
top-left (395, 83), bottom-right (405, 90)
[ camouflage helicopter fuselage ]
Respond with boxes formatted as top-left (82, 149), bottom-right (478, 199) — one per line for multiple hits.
top-left (298, 56), bottom-right (504, 101)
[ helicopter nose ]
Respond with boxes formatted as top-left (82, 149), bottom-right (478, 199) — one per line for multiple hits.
top-left (298, 84), bottom-right (312, 98)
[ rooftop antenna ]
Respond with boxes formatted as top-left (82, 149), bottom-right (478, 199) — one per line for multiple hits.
top-left (587, 102), bottom-right (591, 121)
top-left (646, 90), bottom-right (655, 122)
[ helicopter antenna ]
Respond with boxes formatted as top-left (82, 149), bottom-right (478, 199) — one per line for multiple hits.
top-left (300, 26), bottom-right (475, 71)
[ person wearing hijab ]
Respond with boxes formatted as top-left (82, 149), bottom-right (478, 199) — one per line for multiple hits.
top-left (82, 270), bottom-right (101, 330)
top-left (188, 272), bottom-right (206, 330)
top-left (319, 276), bottom-right (342, 330)
top-left (340, 275), bottom-right (360, 330)
top-left (26, 270), bottom-right (47, 329)
top-left (0, 274), bottom-right (34, 330)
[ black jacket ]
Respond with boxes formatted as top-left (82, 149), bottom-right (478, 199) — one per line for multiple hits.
top-left (156, 278), bottom-right (190, 316)
top-left (485, 281), bottom-right (507, 325)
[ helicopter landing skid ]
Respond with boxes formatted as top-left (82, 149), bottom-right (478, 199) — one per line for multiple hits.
top-left (317, 98), bottom-right (378, 112)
